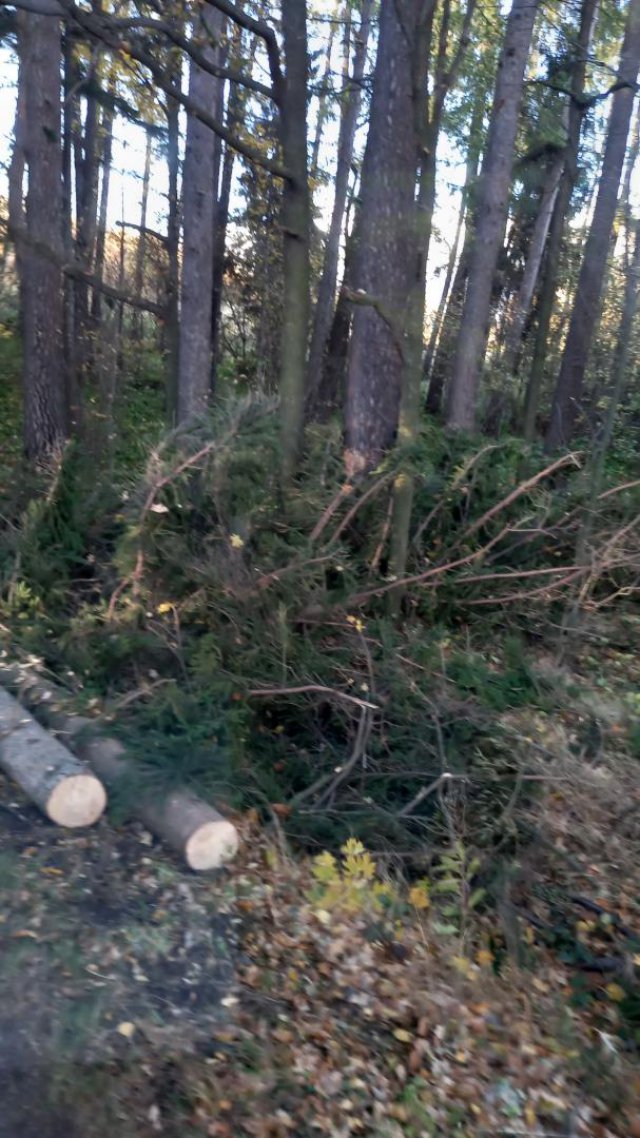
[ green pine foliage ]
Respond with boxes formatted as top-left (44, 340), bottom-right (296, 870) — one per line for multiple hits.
top-left (1, 392), bottom-right (639, 856)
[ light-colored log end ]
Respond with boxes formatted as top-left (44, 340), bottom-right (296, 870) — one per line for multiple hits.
top-left (185, 819), bottom-right (239, 871)
top-left (46, 774), bottom-right (108, 828)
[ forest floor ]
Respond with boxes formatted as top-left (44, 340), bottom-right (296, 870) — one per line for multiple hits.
top-left (0, 634), bottom-right (639, 1138)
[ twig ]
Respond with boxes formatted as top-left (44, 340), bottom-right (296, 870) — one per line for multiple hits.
top-left (370, 492), bottom-right (394, 573)
top-left (317, 707), bottom-right (372, 809)
top-left (246, 684), bottom-right (379, 711)
top-left (450, 452), bottom-right (581, 551)
top-left (327, 472), bottom-right (394, 546)
top-left (310, 482), bottom-right (353, 543)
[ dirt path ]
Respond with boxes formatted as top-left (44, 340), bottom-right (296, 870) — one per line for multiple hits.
top-left (0, 774), bottom-right (237, 1138)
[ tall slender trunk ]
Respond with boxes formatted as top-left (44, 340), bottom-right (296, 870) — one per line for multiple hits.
top-left (18, 12), bottom-right (69, 460)
top-left (310, 2), bottom-right (338, 182)
top-left (132, 131), bottom-right (152, 343)
top-left (210, 31), bottom-right (257, 391)
top-left (279, 0), bottom-right (311, 479)
top-left (306, 0), bottom-right (373, 414)
top-left (591, 218), bottom-right (640, 485)
top-left (545, 0), bottom-right (640, 450)
top-left (165, 87), bottom-right (181, 422)
top-left (73, 47), bottom-right (101, 386)
top-left (425, 70), bottom-right (487, 414)
top-left (446, 0), bottom-right (540, 432)
top-left (7, 56), bottom-right (25, 287)
top-left (523, 0), bottom-right (598, 442)
top-left (177, 9), bottom-right (226, 422)
top-left (344, 0), bottom-right (426, 475)
top-left (91, 71), bottom-right (116, 326)
top-left (319, 188), bottom-right (359, 415)
top-left (501, 152), bottom-right (564, 373)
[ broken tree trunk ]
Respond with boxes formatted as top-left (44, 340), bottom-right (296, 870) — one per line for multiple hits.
top-left (0, 687), bottom-right (106, 827)
top-left (0, 664), bottom-right (238, 870)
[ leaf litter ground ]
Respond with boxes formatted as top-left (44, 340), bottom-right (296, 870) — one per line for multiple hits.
top-left (0, 641), bottom-right (639, 1138)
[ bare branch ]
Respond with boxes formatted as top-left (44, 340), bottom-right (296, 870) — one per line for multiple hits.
top-left (49, 0), bottom-right (290, 179)
top-left (203, 0), bottom-right (284, 97)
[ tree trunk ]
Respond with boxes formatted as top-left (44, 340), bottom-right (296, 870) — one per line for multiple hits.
top-left (18, 11), bottom-right (69, 460)
top-left (309, 1), bottom-right (339, 183)
top-left (589, 218), bottom-right (640, 487)
top-left (344, 0), bottom-right (425, 475)
top-left (177, 9), bottom-right (226, 422)
top-left (523, 0), bottom-right (598, 442)
top-left (279, 0), bottom-right (311, 479)
top-left (7, 55), bottom-right (26, 286)
top-left (306, 0), bottom-right (373, 415)
top-left (211, 29), bottom-right (255, 390)
top-left (91, 70), bottom-right (116, 326)
top-left (165, 84), bottom-right (181, 422)
top-left (545, 0), bottom-right (640, 451)
top-left (501, 152), bottom-right (564, 374)
top-left (73, 47), bottom-right (101, 387)
top-left (132, 131), bottom-right (152, 343)
top-left (319, 190), bottom-right (359, 416)
top-left (446, 0), bottom-right (540, 432)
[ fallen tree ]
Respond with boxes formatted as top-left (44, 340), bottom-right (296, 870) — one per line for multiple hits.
top-left (0, 687), bottom-right (106, 827)
top-left (0, 661), bottom-right (238, 870)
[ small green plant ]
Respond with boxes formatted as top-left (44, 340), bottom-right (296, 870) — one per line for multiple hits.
top-left (309, 838), bottom-right (395, 915)
top-left (431, 840), bottom-right (484, 938)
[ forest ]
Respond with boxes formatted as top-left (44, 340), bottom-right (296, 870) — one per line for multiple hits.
top-left (0, 0), bottom-right (640, 1135)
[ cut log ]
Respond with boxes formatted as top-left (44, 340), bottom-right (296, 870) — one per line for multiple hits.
top-left (78, 734), bottom-right (238, 871)
top-left (0, 687), bottom-right (107, 827)
top-left (0, 662), bottom-right (239, 870)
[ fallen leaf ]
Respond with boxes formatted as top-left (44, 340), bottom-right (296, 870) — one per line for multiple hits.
top-left (116, 1022), bottom-right (136, 1038)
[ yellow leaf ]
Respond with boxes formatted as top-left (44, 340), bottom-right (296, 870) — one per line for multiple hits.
top-left (342, 838), bottom-right (365, 856)
top-left (393, 1028), bottom-right (413, 1043)
top-left (525, 1102), bottom-right (537, 1127)
top-left (156, 602), bottom-right (173, 614)
top-left (476, 949), bottom-right (494, 968)
top-left (606, 983), bottom-right (625, 1002)
top-left (229, 533), bottom-right (245, 549)
top-left (116, 1022), bottom-right (136, 1038)
top-left (409, 884), bottom-right (430, 910)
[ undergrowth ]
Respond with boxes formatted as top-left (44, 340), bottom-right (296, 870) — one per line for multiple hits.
top-left (1, 393), bottom-right (639, 864)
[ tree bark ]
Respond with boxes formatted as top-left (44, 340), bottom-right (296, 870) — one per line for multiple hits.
top-left (7, 55), bottom-right (26, 286)
top-left (306, 0), bottom-right (373, 416)
top-left (501, 151), bottom-right (564, 374)
top-left (177, 8), bottom-right (226, 422)
top-left (446, 0), bottom-right (540, 432)
top-left (309, 1), bottom-right (339, 183)
top-left (18, 11), bottom-right (69, 460)
top-left (132, 130), bottom-right (152, 343)
top-left (0, 687), bottom-right (106, 828)
top-left (344, 0), bottom-right (426, 475)
top-left (523, 0), bottom-right (598, 442)
top-left (165, 81), bottom-right (181, 422)
top-left (545, 0), bottom-right (640, 450)
top-left (73, 45), bottom-right (101, 387)
top-left (278, 0), bottom-right (311, 479)
top-left (91, 68), bottom-right (116, 326)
